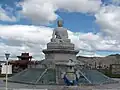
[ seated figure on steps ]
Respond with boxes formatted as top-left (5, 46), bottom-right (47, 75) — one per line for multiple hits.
top-left (51, 20), bottom-right (70, 43)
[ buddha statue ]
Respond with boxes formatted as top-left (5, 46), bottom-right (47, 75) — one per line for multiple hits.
top-left (51, 20), bottom-right (70, 43)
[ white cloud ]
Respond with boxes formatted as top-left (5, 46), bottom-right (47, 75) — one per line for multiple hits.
top-left (95, 5), bottom-right (120, 46)
top-left (52, 0), bottom-right (102, 13)
top-left (111, 0), bottom-right (120, 5)
top-left (77, 50), bottom-right (105, 57)
top-left (18, 0), bottom-right (102, 24)
top-left (0, 25), bottom-right (120, 60)
top-left (0, 0), bottom-right (102, 24)
top-left (95, 5), bottom-right (120, 35)
top-left (19, 0), bottom-right (58, 24)
top-left (0, 7), bottom-right (16, 22)
top-left (0, 25), bottom-right (53, 60)
top-left (94, 4), bottom-right (120, 53)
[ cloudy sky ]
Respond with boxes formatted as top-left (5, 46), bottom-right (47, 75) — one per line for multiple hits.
top-left (0, 0), bottom-right (120, 60)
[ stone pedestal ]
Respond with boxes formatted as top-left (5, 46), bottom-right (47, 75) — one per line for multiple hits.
top-left (42, 42), bottom-right (79, 63)
top-left (42, 36), bottom-right (79, 85)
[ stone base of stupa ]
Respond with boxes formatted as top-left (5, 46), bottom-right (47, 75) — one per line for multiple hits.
top-left (43, 49), bottom-right (79, 62)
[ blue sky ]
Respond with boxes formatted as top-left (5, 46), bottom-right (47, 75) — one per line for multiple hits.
top-left (0, 0), bottom-right (120, 59)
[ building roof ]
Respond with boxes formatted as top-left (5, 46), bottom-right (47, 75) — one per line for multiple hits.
top-left (17, 53), bottom-right (32, 58)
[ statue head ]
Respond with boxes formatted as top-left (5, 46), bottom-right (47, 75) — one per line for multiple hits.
top-left (57, 20), bottom-right (63, 27)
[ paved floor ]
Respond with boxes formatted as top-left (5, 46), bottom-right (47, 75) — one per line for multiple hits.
top-left (0, 78), bottom-right (120, 90)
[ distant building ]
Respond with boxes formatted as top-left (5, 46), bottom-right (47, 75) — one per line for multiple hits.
top-left (110, 64), bottom-right (120, 74)
top-left (9, 53), bottom-right (38, 73)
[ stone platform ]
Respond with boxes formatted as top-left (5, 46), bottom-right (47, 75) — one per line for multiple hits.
top-left (1, 80), bottom-right (120, 90)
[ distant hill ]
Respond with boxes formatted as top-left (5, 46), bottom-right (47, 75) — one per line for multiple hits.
top-left (108, 54), bottom-right (120, 57)
top-left (77, 54), bottom-right (120, 67)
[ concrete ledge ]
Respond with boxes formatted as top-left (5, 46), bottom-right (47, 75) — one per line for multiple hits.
top-left (43, 49), bottom-right (79, 54)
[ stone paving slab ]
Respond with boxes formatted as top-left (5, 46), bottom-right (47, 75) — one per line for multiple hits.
top-left (0, 79), bottom-right (120, 90)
